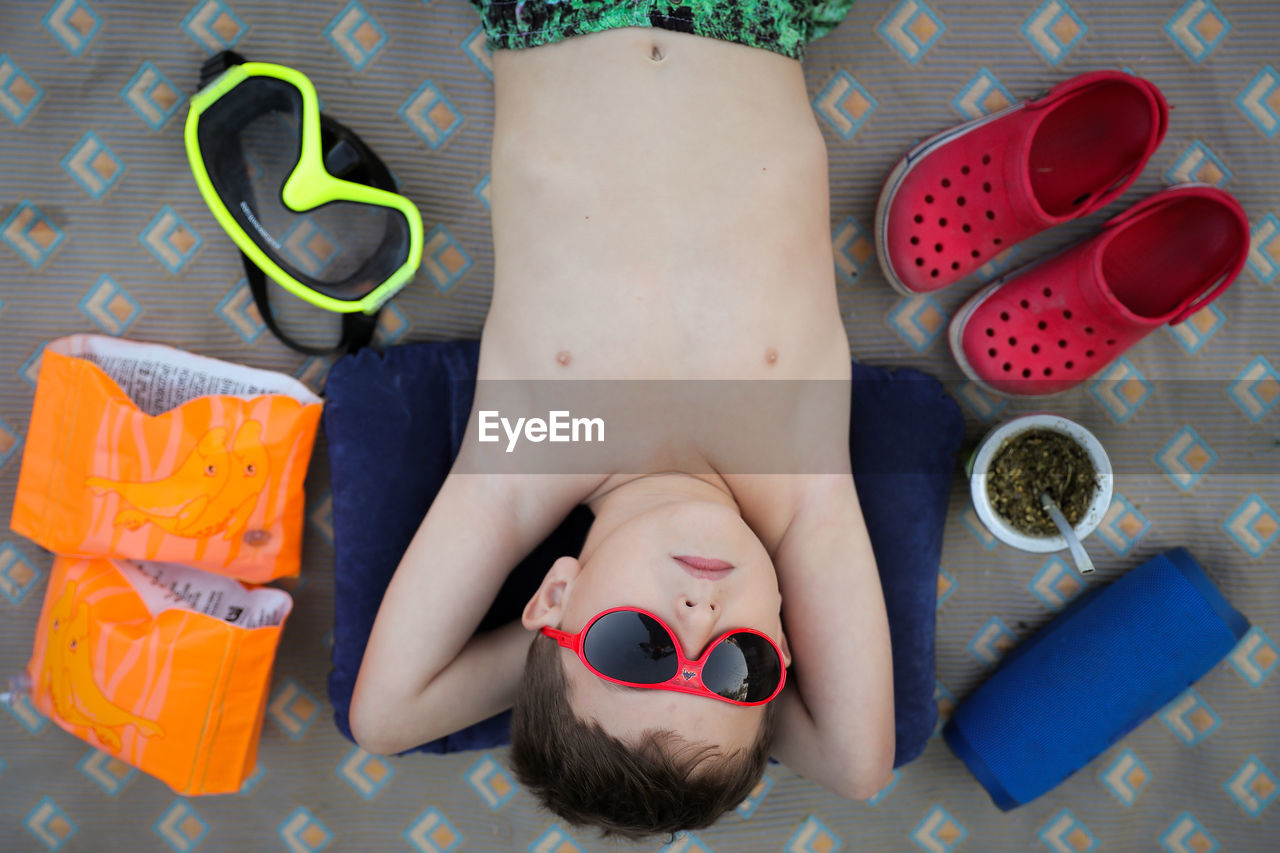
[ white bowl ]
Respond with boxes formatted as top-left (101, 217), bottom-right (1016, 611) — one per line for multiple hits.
top-left (969, 413), bottom-right (1113, 553)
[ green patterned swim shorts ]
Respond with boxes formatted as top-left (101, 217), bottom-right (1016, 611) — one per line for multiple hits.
top-left (467, 0), bottom-right (857, 60)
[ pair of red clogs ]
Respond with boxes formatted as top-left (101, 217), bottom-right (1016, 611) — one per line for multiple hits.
top-left (876, 70), bottom-right (1250, 396)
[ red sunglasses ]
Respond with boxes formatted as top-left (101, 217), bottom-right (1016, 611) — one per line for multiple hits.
top-left (540, 606), bottom-right (787, 706)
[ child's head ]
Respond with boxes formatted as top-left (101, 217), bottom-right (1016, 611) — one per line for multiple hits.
top-left (510, 490), bottom-right (792, 839)
top-left (510, 635), bottom-right (779, 839)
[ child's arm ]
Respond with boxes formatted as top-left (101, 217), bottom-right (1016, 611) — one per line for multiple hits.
top-left (349, 471), bottom-right (583, 754)
top-left (767, 474), bottom-right (896, 799)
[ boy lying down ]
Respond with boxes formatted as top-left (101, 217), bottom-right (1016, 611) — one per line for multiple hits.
top-left (351, 0), bottom-right (894, 838)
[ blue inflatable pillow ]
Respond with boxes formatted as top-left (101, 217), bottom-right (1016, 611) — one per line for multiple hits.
top-left (324, 340), bottom-right (963, 766)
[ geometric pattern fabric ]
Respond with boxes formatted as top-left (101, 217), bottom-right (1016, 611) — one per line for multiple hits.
top-left (0, 1), bottom-right (1276, 851)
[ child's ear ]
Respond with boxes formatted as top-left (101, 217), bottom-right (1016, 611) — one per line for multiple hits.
top-left (776, 625), bottom-right (794, 669)
top-left (521, 556), bottom-right (581, 630)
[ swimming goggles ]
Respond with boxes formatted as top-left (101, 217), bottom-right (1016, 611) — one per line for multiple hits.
top-left (185, 52), bottom-right (423, 354)
top-left (541, 606), bottom-right (787, 706)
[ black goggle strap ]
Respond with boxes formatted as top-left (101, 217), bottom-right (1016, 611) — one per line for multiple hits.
top-left (201, 50), bottom-right (245, 87)
top-left (240, 254), bottom-right (379, 356)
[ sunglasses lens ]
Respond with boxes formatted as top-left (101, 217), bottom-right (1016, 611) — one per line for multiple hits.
top-left (582, 611), bottom-right (678, 685)
top-left (704, 633), bottom-right (783, 702)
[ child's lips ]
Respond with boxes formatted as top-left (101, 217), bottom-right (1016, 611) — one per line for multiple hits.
top-left (673, 555), bottom-right (734, 579)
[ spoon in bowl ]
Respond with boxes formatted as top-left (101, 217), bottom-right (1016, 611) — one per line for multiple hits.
top-left (1041, 492), bottom-right (1095, 574)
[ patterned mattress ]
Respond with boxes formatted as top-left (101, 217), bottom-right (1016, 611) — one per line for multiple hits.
top-left (0, 1), bottom-right (1276, 850)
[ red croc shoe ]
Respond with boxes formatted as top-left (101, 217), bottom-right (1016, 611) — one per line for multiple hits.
top-left (876, 70), bottom-right (1168, 296)
top-left (948, 184), bottom-right (1249, 396)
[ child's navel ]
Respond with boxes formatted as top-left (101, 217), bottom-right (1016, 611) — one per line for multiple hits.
top-left (765, 347), bottom-right (778, 366)
top-left (556, 350), bottom-right (572, 367)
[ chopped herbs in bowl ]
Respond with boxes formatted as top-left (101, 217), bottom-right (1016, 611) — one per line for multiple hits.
top-left (968, 413), bottom-right (1114, 553)
top-left (986, 429), bottom-right (1098, 537)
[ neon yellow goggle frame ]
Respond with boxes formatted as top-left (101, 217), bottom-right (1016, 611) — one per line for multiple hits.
top-left (185, 57), bottom-right (423, 350)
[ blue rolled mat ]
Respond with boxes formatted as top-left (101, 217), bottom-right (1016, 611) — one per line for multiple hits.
top-left (324, 340), bottom-right (963, 764)
top-left (943, 547), bottom-right (1249, 810)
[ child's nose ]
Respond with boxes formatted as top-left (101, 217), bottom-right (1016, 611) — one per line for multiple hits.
top-left (672, 595), bottom-right (719, 653)
top-left (677, 594), bottom-right (717, 613)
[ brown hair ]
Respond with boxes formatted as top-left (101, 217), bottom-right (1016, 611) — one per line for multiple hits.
top-left (509, 635), bottom-right (779, 841)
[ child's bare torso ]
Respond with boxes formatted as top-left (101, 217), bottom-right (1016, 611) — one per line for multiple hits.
top-left (478, 28), bottom-right (850, 383)
top-left (461, 28), bottom-right (855, 539)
